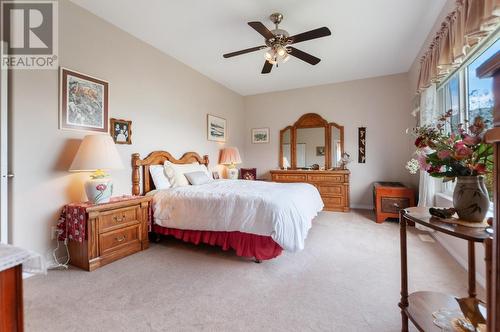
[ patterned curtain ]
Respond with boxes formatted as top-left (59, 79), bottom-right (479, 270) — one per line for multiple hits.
top-left (417, 0), bottom-right (500, 92)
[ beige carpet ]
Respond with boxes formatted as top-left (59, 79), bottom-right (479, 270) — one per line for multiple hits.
top-left (24, 210), bottom-right (481, 331)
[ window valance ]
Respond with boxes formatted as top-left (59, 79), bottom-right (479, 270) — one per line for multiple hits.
top-left (417, 0), bottom-right (500, 93)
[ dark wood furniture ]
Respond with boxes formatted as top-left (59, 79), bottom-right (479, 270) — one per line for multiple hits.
top-left (270, 169), bottom-right (350, 212)
top-left (67, 196), bottom-right (151, 271)
top-left (0, 265), bottom-right (23, 332)
top-left (373, 182), bottom-right (415, 223)
top-left (399, 207), bottom-right (490, 331)
top-left (479, 51), bottom-right (500, 332)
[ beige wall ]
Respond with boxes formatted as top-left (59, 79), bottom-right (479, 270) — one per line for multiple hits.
top-left (243, 73), bottom-right (414, 208)
top-left (10, 1), bottom-right (245, 258)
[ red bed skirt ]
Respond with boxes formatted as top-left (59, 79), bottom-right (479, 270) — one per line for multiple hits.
top-left (152, 225), bottom-right (283, 260)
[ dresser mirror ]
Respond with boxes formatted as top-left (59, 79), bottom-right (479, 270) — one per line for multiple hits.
top-left (279, 113), bottom-right (344, 170)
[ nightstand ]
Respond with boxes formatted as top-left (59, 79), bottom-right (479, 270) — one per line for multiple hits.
top-left (58, 196), bottom-right (151, 271)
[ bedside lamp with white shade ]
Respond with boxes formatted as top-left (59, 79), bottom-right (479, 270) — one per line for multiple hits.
top-left (219, 147), bottom-right (242, 180)
top-left (69, 134), bottom-right (124, 204)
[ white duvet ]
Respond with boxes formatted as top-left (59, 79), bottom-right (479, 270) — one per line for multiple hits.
top-left (152, 180), bottom-right (324, 252)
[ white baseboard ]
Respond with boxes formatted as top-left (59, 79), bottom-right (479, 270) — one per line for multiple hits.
top-left (350, 204), bottom-right (372, 210)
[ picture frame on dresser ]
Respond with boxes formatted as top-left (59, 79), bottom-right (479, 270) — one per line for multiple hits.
top-left (59, 68), bottom-right (109, 132)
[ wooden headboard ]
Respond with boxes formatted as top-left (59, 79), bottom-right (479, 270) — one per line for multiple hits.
top-left (131, 151), bottom-right (209, 195)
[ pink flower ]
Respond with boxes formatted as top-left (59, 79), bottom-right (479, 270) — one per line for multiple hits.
top-left (416, 153), bottom-right (430, 171)
top-left (437, 150), bottom-right (452, 160)
top-left (462, 134), bottom-right (481, 146)
top-left (96, 184), bottom-right (107, 191)
top-left (453, 141), bottom-right (473, 160)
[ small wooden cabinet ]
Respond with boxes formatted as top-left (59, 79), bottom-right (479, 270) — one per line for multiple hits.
top-left (67, 196), bottom-right (151, 271)
top-left (270, 169), bottom-right (350, 212)
top-left (373, 182), bottom-right (415, 223)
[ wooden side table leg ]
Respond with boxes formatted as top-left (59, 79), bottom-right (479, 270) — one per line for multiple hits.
top-left (468, 240), bottom-right (477, 299)
top-left (399, 210), bottom-right (409, 332)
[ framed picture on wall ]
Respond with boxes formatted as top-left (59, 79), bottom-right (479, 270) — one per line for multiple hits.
top-left (110, 118), bottom-right (132, 144)
top-left (316, 146), bottom-right (325, 156)
top-left (60, 68), bottom-right (109, 132)
top-left (251, 127), bottom-right (270, 144)
top-left (207, 114), bottom-right (226, 142)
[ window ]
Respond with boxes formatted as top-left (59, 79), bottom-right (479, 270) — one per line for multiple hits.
top-left (436, 36), bottom-right (499, 196)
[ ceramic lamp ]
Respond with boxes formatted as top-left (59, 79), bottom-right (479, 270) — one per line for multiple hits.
top-left (69, 135), bottom-right (124, 204)
top-left (219, 147), bottom-right (242, 180)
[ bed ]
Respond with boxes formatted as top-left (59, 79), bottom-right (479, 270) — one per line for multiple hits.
top-left (132, 151), bottom-right (323, 261)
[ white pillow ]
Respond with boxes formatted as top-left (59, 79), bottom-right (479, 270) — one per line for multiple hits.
top-left (184, 171), bottom-right (213, 185)
top-left (149, 165), bottom-right (171, 190)
top-left (164, 161), bottom-right (210, 187)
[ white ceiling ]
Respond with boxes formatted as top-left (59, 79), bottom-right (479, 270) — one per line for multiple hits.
top-left (70, 0), bottom-right (447, 96)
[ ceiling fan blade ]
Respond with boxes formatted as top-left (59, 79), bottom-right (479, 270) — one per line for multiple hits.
top-left (288, 27), bottom-right (331, 44)
top-left (261, 60), bottom-right (273, 74)
top-left (248, 21), bottom-right (275, 40)
top-left (288, 47), bottom-right (321, 65)
top-left (223, 45), bottom-right (267, 58)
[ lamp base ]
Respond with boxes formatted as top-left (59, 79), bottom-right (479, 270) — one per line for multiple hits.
top-left (85, 178), bottom-right (113, 204)
top-left (227, 168), bottom-right (239, 180)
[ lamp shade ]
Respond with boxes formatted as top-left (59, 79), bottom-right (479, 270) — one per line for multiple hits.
top-left (219, 147), bottom-right (242, 165)
top-left (69, 134), bottom-right (124, 171)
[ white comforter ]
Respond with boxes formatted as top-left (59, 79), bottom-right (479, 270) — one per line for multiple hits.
top-left (152, 180), bottom-right (324, 252)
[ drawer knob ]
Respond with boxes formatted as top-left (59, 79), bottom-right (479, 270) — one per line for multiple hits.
top-left (393, 203), bottom-right (400, 208)
top-left (115, 235), bottom-right (126, 242)
top-left (113, 215), bottom-right (126, 222)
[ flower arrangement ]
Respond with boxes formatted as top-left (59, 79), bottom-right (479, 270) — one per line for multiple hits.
top-left (406, 110), bottom-right (493, 181)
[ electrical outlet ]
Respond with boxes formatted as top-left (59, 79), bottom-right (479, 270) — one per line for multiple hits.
top-left (50, 226), bottom-right (58, 240)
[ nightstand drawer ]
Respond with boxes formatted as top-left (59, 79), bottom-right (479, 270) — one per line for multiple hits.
top-left (381, 197), bottom-right (410, 214)
top-left (99, 206), bottom-right (139, 233)
top-left (99, 225), bottom-right (140, 255)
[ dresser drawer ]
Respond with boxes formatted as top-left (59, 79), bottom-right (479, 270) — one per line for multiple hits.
top-left (323, 196), bottom-right (344, 208)
top-left (307, 174), bottom-right (343, 183)
top-left (317, 184), bottom-right (344, 196)
top-left (272, 174), bottom-right (307, 182)
top-left (99, 225), bottom-right (140, 255)
top-left (98, 206), bottom-right (139, 233)
top-left (381, 197), bottom-right (410, 214)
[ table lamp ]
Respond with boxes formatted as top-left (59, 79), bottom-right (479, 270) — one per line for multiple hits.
top-left (283, 156), bottom-right (291, 170)
top-left (219, 147), bottom-right (242, 180)
top-left (69, 134), bottom-right (124, 204)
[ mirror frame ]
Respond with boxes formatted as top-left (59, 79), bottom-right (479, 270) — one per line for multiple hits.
top-left (279, 113), bottom-right (344, 170)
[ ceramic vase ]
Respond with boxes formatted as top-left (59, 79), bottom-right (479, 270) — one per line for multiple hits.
top-left (85, 178), bottom-right (113, 204)
top-left (452, 176), bottom-right (489, 222)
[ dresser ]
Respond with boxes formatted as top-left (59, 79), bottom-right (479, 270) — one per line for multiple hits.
top-left (59, 196), bottom-right (151, 271)
top-left (270, 169), bottom-right (350, 212)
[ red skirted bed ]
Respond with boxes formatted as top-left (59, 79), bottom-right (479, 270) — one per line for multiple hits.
top-left (153, 225), bottom-right (283, 260)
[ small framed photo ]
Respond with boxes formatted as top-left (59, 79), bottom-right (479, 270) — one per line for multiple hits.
top-left (60, 68), bottom-right (108, 132)
top-left (251, 127), bottom-right (270, 144)
top-left (316, 146), bottom-right (325, 156)
top-left (207, 114), bottom-right (227, 142)
top-left (110, 118), bottom-right (132, 144)
top-left (212, 171), bottom-right (220, 180)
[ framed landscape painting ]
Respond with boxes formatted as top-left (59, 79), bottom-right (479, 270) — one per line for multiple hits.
top-left (252, 127), bottom-right (269, 144)
top-left (207, 114), bottom-right (226, 142)
top-left (60, 68), bottom-right (108, 132)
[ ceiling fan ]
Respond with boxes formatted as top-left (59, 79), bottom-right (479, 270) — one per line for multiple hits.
top-left (223, 13), bottom-right (331, 74)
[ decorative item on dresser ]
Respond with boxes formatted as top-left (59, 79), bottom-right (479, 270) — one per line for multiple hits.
top-left (69, 134), bottom-right (124, 204)
top-left (373, 182), bottom-right (415, 223)
top-left (270, 169), bottom-right (350, 212)
top-left (219, 147), bottom-right (242, 180)
top-left (240, 168), bottom-right (257, 180)
top-left (273, 112), bottom-right (350, 212)
top-left (57, 196), bottom-right (151, 271)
